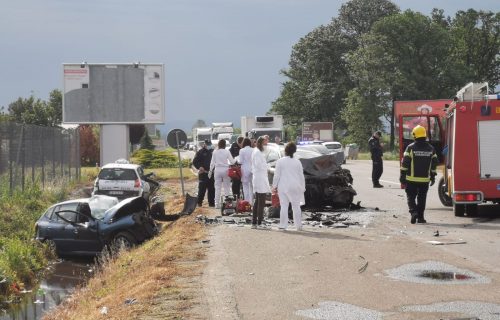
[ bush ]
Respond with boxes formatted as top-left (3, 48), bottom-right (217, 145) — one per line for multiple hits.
top-left (132, 149), bottom-right (191, 169)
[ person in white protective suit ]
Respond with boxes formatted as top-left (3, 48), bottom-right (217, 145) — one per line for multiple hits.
top-left (238, 137), bottom-right (254, 203)
top-left (251, 136), bottom-right (271, 228)
top-left (272, 142), bottom-right (305, 231)
top-left (209, 139), bottom-right (235, 208)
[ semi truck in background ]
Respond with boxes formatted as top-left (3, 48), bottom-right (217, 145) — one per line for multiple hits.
top-left (192, 127), bottom-right (212, 150)
top-left (241, 115), bottom-right (284, 141)
top-left (211, 122), bottom-right (234, 145)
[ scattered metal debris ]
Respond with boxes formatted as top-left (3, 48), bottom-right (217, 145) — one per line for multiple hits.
top-left (124, 298), bottom-right (137, 305)
top-left (427, 240), bottom-right (467, 245)
top-left (358, 256), bottom-right (368, 274)
top-left (434, 230), bottom-right (440, 237)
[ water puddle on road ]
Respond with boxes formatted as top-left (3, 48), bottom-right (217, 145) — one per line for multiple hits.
top-left (384, 260), bottom-right (490, 285)
top-left (418, 270), bottom-right (473, 281)
top-left (0, 258), bottom-right (93, 320)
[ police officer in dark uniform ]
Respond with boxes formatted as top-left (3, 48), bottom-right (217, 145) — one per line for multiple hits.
top-left (400, 125), bottom-right (438, 224)
top-left (229, 136), bottom-right (244, 198)
top-left (193, 140), bottom-right (215, 207)
top-left (369, 131), bottom-right (384, 188)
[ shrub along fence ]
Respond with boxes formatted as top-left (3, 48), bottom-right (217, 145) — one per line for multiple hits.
top-left (0, 121), bottom-right (80, 193)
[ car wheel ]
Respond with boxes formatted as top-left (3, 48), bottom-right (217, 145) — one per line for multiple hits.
top-left (437, 177), bottom-right (453, 207)
top-left (112, 231), bottom-right (137, 250)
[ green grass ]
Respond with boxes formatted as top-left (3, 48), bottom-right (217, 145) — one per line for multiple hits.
top-left (0, 181), bottom-right (64, 297)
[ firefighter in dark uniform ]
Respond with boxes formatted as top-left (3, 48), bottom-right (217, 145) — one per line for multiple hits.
top-left (400, 125), bottom-right (438, 224)
top-left (193, 140), bottom-right (215, 207)
top-left (369, 131), bottom-right (384, 188)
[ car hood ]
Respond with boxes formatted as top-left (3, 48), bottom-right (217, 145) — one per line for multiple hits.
top-left (299, 155), bottom-right (341, 178)
top-left (103, 196), bottom-right (148, 222)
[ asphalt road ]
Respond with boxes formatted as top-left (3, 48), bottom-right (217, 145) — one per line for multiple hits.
top-left (197, 160), bottom-right (500, 320)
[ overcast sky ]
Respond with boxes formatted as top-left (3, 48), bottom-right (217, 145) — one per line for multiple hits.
top-left (1, 0), bottom-right (499, 131)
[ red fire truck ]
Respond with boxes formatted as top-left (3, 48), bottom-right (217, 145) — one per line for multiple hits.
top-left (398, 83), bottom-right (500, 216)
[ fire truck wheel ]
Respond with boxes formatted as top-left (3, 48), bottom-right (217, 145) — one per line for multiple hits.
top-left (438, 177), bottom-right (452, 207)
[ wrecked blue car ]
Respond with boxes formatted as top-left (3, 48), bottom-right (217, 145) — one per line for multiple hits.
top-left (35, 195), bottom-right (159, 256)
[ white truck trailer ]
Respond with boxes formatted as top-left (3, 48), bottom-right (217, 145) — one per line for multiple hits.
top-left (192, 127), bottom-right (212, 150)
top-left (241, 115), bottom-right (284, 141)
top-left (211, 122), bottom-right (234, 145)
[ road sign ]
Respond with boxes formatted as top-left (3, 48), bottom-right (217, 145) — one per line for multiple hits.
top-left (167, 129), bottom-right (187, 149)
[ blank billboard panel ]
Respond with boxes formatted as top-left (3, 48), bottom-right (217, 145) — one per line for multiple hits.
top-left (63, 64), bottom-right (164, 124)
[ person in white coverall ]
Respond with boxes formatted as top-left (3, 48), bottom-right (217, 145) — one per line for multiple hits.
top-left (238, 137), bottom-right (254, 204)
top-left (251, 136), bottom-right (271, 228)
top-left (209, 139), bottom-right (235, 208)
top-left (272, 142), bottom-right (305, 231)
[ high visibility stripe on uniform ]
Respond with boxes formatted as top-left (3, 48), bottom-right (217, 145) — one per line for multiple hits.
top-left (404, 152), bottom-right (410, 157)
top-left (406, 176), bottom-right (431, 183)
top-left (401, 167), bottom-right (408, 171)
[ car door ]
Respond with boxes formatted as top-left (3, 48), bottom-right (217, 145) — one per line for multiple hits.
top-left (50, 202), bottom-right (79, 254)
top-left (73, 203), bottom-right (103, 254)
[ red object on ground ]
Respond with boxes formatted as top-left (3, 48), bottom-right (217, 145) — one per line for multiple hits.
top-left (237, 199), bottom-right (251, 212)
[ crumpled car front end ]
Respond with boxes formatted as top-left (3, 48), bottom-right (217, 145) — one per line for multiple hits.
top-left (101, 197), bottom-right (159, 244)
top-left (300, 155), bottom-right (356, 208)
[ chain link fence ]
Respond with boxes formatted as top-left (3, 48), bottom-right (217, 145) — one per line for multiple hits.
top-left (0, 122), bottom-right (80, 193)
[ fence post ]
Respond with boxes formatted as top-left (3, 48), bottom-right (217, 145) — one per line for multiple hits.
top-left (41, 127), bottom-right (45, 189)
top-left (52, 129), bottom-right (56, 180)
top-left (9, 122), bottom-right (13, 195)
top-left (31, 125), bottom-right (35, 184)
top-left (21, 125), bottom-right (25, 192)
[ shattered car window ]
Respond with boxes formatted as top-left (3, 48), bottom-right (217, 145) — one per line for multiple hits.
top-left (98, 168), bottom-right (138, 180)
top-left (88, 196), bottom-right (120, 219)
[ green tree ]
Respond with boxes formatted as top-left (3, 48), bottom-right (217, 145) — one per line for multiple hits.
top-left (449, 9), bottom-right (500, 87)
top-left (192, 119), bottom-right (207, 129)
top-left (341, 89), bottom-right (383, 149)
top-left (6, 89), bottom-right (63, 126)
top-left (139, 130), bottom-right (155, 150)
top-left (270, 0), bottom-right (399, 128)
top-left (346, 10), bottom-right (462, 149)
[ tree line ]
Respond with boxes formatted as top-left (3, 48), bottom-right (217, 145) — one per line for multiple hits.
top-left (269, 0), bottom-right (500, 149)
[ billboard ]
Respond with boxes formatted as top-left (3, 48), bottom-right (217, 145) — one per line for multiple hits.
top-left (302, 122), bottom-right (334, 141)
top-left (63, 63), bottom-right (165, 124)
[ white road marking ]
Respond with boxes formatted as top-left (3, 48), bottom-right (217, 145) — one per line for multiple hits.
top-left (368, 178), bottom-right (400, 185)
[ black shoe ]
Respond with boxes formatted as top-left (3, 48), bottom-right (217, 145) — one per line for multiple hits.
top-left (410, 212), bottom-right (417, 224)
top-left (198, 203), bottom-right (203, 207)
top-left (417, 218), bottom-right (427, 224)
top-left (208, 204), bottom-right (215, 207)
top-left (373, 184), bottom-right (384, 188)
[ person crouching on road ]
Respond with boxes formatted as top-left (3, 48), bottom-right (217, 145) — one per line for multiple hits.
top-left (400, 125), bottom-right (438, 224)
top-left (272, 142), bottom-right (305, 231)
top-left (192, 140), bottom-right (215, 207)
top-left (209, 139), bottom-right (235, 209)
top-left (251, 136), bottom-right (270, 228)
top-left (239, 137), bottom-right (254, 203)
top-left (369, 131), bottom-right (384, 188)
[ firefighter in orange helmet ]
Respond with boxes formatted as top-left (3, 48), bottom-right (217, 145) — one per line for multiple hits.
top-left (400, 125), bottom-right (438, 224)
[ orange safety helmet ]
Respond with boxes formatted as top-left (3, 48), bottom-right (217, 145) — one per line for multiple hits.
top-left (412, 125), bottom-right (427, 139)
